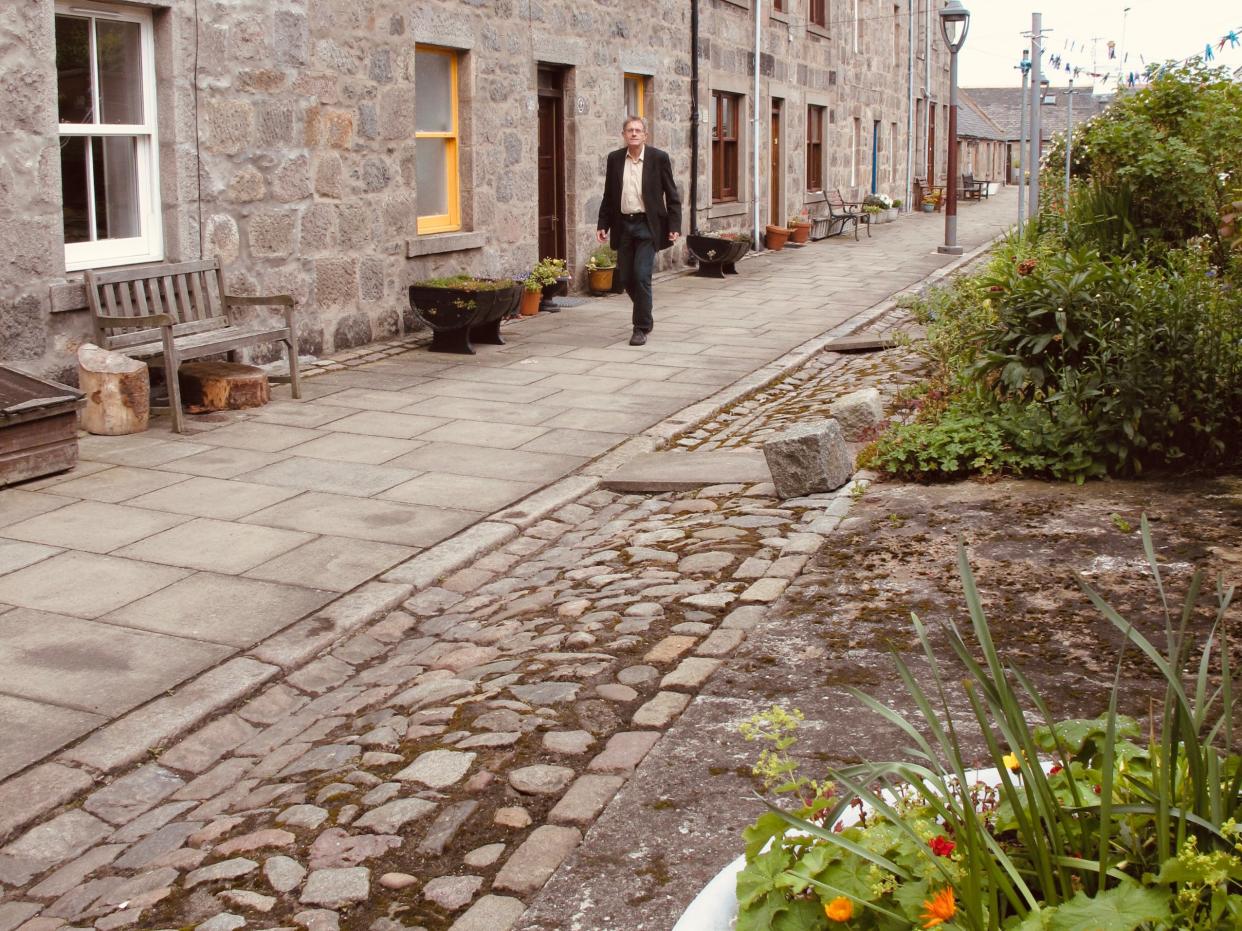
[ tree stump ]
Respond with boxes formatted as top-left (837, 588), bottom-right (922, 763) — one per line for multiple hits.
top-left (178, 361), bottom-right (270, 413)
top-left (77, 343), bottom-right (150, 436)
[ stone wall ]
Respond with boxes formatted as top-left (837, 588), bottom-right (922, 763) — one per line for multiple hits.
top-left (0, 0), bottom-right (949, 381)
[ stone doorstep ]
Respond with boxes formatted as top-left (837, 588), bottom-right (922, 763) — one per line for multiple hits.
top-left (600, 449), bottom-right (772, 493)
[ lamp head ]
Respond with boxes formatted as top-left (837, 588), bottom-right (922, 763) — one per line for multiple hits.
top-left (938, 0), bottom-right (971, 53)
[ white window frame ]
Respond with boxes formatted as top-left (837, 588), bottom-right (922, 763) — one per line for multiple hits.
top-left (56, 1), bottom-right (163, 272)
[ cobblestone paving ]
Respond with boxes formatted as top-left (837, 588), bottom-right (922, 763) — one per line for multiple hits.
top-left (0, 325), bottom-right (930, 931)
top-left (0, 471), bottom-right (871, 931)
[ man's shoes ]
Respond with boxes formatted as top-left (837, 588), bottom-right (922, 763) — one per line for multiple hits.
top-left (629, 328), bottom-right (647, 346)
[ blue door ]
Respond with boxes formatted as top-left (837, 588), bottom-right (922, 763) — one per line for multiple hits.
top-left (871, 120), bottom-right (880, 194)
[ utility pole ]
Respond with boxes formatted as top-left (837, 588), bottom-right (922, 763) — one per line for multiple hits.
top-left (1064, 78), bottom-right (1073, 211)
top-left (1028, 13), bottom-right (1043, 220)
top-left (1017, 49), bottom-right (1030, 229)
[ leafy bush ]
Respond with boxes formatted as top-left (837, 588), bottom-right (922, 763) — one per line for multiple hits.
top-left (735, 524), bottom-right (1242, 930)
top-left (1044, 62), bottom-right (1242, 265)
top-left (867, 234), bottom-right (1242, 481)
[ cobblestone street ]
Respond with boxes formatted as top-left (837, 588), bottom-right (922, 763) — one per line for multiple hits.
top-left (0, 194), bottom-right (1017, 931)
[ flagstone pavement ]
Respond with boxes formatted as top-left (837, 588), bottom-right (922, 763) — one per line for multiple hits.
top-left (0, 192), bottom-right (1016, 789)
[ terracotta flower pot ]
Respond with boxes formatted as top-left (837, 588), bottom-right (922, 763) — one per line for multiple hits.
top-left (588, 267), bottom-right (614, 295)
top-left (764, 225), bottom-right (791, 251)
top-left (520, 289), bottom-right (542, 316)
top-left (789, 222), bottom-right (811, 244)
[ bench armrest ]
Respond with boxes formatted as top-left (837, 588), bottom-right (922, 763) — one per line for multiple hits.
top-left (224, 293), bottom-right (296, 328)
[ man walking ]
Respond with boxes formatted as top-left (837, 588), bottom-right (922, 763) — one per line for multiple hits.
top-left (596, 116), bottom-right (682, 346)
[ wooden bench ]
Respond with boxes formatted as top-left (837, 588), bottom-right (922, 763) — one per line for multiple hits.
top-left (85, 257), bottom-right (301, 433)
top-left (915, 178), bottom-right (945, 212)
top-left (961, 174), bottom-right (989, 201)
top-left (819, 190), bottom-right (870, 240)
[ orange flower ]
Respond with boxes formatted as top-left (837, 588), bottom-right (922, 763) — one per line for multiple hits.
top-left (920, 886), bottom-right (957, 928)
top-left (824, 896), bottom-right (854, 922)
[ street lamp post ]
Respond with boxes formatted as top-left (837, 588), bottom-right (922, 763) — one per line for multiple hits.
top-left (1017, 49), bottom-right (1030, 229)
top-left (937, 0), bottom-right (971, 256)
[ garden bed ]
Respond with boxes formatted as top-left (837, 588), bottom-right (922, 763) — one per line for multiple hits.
top-left (515, 472), bottom-right (1242, 929)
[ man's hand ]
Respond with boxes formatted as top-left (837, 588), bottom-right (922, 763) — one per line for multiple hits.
top-left (668, 231), bottom-right (680, 242)
top-left (596, 228), bottom-right (609, 244)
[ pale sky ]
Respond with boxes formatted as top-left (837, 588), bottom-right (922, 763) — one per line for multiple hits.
top-left (957, 0), bottom-right (1242, 90)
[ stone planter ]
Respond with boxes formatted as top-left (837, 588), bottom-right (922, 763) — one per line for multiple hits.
top-left (686, 235), bottom-right (750, 279)
top-left (409, 279), bottom-right (522, 354)
top-left (764, 225), bottom-right (791, 251)
top-left (672, 766), bottom-right (1040, 930)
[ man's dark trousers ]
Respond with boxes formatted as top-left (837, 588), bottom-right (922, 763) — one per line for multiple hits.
top-left (617, 214), bottom-right (655, 333)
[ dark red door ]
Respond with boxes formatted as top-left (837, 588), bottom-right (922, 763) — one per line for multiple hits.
top-left (537, 68), bottom-right (566, 260)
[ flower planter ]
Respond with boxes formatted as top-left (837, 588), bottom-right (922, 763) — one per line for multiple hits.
top-left (764, 225), bottom-right (791, 251)
top-left (0, 367), bottom-right (84, 487)
top-left (789, 222), bottom-right (811, 244)
top-left (408, 279), bottom-right (522, 354)
top-left (673, 766), bottom-right (1033, 931)
top-left (922, 202), bottom-right (936, 213)
top-left (539, 275), bottom-right (571, 312)
top-left (587, 267), bottom-right (615, 295)
top-left (519, 289), bottom-right (542, 317)
top-left (686, 235), bottom-right (750, 279)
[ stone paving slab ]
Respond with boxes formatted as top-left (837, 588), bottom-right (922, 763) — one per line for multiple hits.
top-left (600, 449), bottom-right (772, 492)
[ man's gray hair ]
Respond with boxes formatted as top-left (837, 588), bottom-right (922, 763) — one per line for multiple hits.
top-left (622, 115), bottom-right (648, 132)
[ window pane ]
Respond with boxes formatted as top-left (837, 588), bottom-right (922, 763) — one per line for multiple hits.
top-left (56, 15), bottom-right (93, 124)
top-left (96, 19), bottom-right (143, 124)
top-left (415, 52), bottom-right (453, 133)
top-left (97, 136), bottom-right (140, 239)
top-left (60, 136), bottom-right (91, 243)
top-left (416, 138), bottom-right (448, 217)
top-left (624, 76), bottom-right (641, 118)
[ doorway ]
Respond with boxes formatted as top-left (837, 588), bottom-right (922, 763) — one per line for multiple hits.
top-left (769, 99), bottom-right (783, 227)
top-left (927, 104), bottom-right (937, 183)
top-left (870, 120), bottom-right (880, 194)
top-left (537, 66), bottom-right (567, 261)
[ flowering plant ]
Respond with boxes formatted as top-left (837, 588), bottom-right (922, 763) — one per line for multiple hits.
top-left (586, 245), bottom-right (616, 271)
top-left (735, 520), bottom-right (1242, 930)
top-left (864, 193), bottom-right (894, 209)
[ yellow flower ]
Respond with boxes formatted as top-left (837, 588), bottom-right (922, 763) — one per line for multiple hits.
top-left (1002, 752), bottom-right (1021, 773)
top-left (920, 886), bottom-right (957, 928)
top-left (824, 896), bottom-right (854, 922)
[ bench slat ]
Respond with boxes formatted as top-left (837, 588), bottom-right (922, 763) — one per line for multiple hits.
top-left (86, 257), bottom-right (222, 287)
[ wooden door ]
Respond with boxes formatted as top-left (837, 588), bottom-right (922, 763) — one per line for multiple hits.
top-left (769, 99), bottom-right (782, 227)
top-left (537, 67), bottom-right (566, 260)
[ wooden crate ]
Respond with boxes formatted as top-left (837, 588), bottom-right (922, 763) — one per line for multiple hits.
top-left (0, 367), bottom-right (84, 487)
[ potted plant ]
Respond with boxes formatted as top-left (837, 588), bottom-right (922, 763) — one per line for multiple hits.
top-left (586, 246), bottom-right (617, 295)
top-left (764, 224), bottom-right (792, 251)
top-left (892, 198), bottom-right (903, 216)
top-left (863, 193), bottom-right (896, 223)
top-left (521, 257), bottom-right (567, 316)
top-left (676, 524), bottom-right (1242, 930)
top-left (408, 275), bottom-right (521, 353)
top-left (788, 211), bottom-right (812, 244)
top-left (687, 231), bottom-right (752, 278)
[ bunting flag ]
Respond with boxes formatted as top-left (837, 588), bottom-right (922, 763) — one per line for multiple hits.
top-left (1042, 23), bottom-right (1241, 90)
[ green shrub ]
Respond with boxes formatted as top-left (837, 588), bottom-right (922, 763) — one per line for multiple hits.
top-left (1044, 61), bottom-right (1242, 266)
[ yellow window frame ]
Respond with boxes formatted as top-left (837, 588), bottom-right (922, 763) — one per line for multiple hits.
top-left (624, 73), bottom-right (645, 120)
top-left (416, 45), bottom-right (460, 235)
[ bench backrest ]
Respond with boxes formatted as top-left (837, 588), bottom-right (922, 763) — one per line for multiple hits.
top-left (85, 258), bottom-right (229, 351)
top-left (825, 190), bottom-right (856, 214)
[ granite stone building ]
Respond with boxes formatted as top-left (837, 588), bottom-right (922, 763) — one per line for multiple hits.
top-left (0, 0), bottom-right (951, 382)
